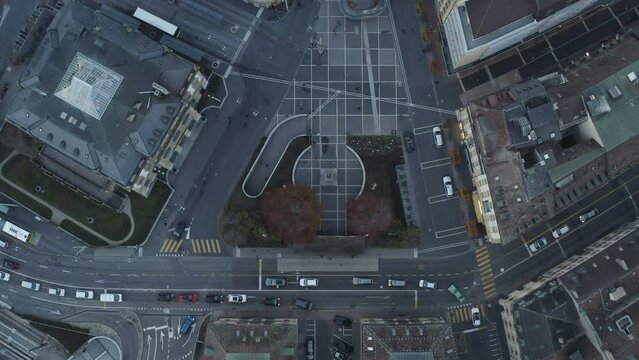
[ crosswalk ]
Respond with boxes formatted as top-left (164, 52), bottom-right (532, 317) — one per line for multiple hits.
top-left (448, 304), bottom-right (485, 324)
top-left (158, 239), bottom-right (183, 254)
top-left (475, 246), bottom-right (497, 299)
top-left (486, 327), bottom-right (504, 359)
top-left (191, 239), bottom-right (221, 254)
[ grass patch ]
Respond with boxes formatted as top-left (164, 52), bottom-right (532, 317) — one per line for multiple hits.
top-left (0, 180), bottom-right (53, 219)
top-left (223, 136), bottom-right (310, 247)
top-left (20, 314), bottom-right (91, 354)
top-left (124, 181), bottom-right (172, 246)
top-left (60, 220), bottom-right (108, 246)
top-left (3, 154), bottom-right (130, 241)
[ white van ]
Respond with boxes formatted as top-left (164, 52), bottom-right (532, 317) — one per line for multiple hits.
top-left (21, 280), bottom-right (40, 291)
top-left (432, 126), bottom-right (444, 148)
top-left (100, 293), bottom-right (123, 302)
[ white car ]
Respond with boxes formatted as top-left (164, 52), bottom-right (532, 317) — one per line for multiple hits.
top-left (227, 294), bottom-right (247, 303)
top-left (471, 306), bottom-right (481, 327)
top-left (0, 271), bottom-right (9, 281)
top-left (432, 126), bottom-right (444, 148)
top-left (300, 278), bottom-right (318, 287)
top-left (21, 280), bottom-right (40, 291)
top-left (443, 176), bottom-right (454, 197)
top-left (76, 290), bottom-right (94, 299)
top-left (528, 238), bottom-right (548, 253)
top-left (418, 280), bottom-right (437, 289)
top-left (48, 288), bottom-right (66, 297)
top-left (552, 224), bottom-right (570, 239)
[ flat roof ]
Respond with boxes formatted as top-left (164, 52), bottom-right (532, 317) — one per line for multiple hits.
top-left (466, 0), bottom-right (538, 38)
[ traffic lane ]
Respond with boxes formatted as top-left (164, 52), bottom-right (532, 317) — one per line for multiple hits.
top-left (380, 257), bottom-right (476, 276)
top-left (141, 314), bottom-right (199, 360)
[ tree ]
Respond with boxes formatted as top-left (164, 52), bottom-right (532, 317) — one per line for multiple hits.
top-left (347, 194), bottom-right (393, 237)
top-left (261, 184), bottom-right (321, 245)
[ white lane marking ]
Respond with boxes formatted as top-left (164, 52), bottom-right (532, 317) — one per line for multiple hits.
top-left (417, 241), bottom-right (468, 254)
top-left (225, 7), bottom-right (264, 78)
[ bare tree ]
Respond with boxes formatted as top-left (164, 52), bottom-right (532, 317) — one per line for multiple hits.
top-left (261, 184), bottom-right (321, 245)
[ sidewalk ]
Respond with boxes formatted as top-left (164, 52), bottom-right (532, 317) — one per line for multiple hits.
top-left (235, 246), bottom-right (417, 259)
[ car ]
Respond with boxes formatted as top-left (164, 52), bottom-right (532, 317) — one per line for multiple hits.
top-left (528, 237), bottom-right (549, 253)
top-left (75, 290), bottom-right (94, 299)
top-left (21, 280), bottom-right (40, 291)
top-left (265, 278), bottom-right (287, 287)
top-left (432, 126), bottom-right (444, 148)
top-left (172, 221), bottom-right (187, 239)
top-left (333, 338), bottom-right (354, 354)
top-left (334, 352), bottom-right (346, 360)
top-left (157, 293), bottom-right (175, 302)
top-left (471, 306), bottom-right (481, 326)
top-left (3, 259), bottom-right (19, 270)
top-left (579, 208), bottom-right (599, 223)
top-left (0, 271), bottom-right (10, 281)
top-left (418, 279), bottom-right (437, 289)
top-left (48, 288), bottom-right (65, 297)
top-left (387, 279), bottom-right (406, 287)
top-left (177, 293), bottom-right (198, 302)
top-left (448, 285), bottom-right (465, 303)
top-left (352, 277), bottom-right (373, 285)
top-left (306, 338), bottom-right (315, 359)
top-left (263, 297), bottom-right (281, 306)
top-left (333, 315), bottom-right (353, 327)
top-left (0, 240), bottom-right (7, 248)
top-left (179, 315), bottom-right (195, 335)
top-left (552, 224), bottom-right (570, 239)
top-left (300, 278), bottom-right (318, 287)
top-left (443, 176), bottom-right (454, 197)
top-left (227, 294), bottom-right (247, 303)
top-left (204, 294), bottom-right (225, 303)
top-left (403, 131), bottom-right (415, 153)
top-left (100, 293), bottom-right (123, 302)
top-left (295, 298), bottom-right (313, 310)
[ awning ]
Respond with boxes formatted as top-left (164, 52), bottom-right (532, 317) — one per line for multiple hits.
top-left (472, 192), bottom-right (484, 224)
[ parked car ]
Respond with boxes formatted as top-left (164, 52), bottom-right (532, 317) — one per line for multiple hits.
top-left (306, 338), bottom-right (315, 359)
top-left (0, 240), bottom-right (7, 248)
top-left (552, 224), bottom-right (570, 239)
top-left (48, 288), bottom-right (65, 297)
top-left (100, 293), bottom-right (123, 302)
top-left (528, 237), bottom-right (549, 253)
top-left (3, 259), bottom-right (19, 270)
top-left (432, 126), bottom-right (444, 148)
top-left (300, 278), bottom-right (318, 287)
top-left (263, 297), bottom-right (281, 306)
top-left (75, 290), bottom-right (94, 299)
top-left (419, 279), bottom-right (437, 289)
top-left (21, 280), bottom-right (40, 291)
top-left (443, 176), bottom-right (454, 197)
top-left (204, 294), bottom-right (225, 303)
top-left (403, 131), bottom-right (415, 153)
top-left (265, 278), bottom-right (287, 287)
top-left (157, 293), bottom-right (175, 302)
top-left (352, 277), bottom-right (373, 285)
top-left (334, 352), bottom-right (346, 360)
top-left (0, 271), bottom-right (10, 281)
top-left (471, 306), bottom-right (481, 326)
top-left (227, 294), bottom-right (247, 303)
top-left (333, 338), bottom-right (354, 354)
top-left (579, 208), bottom-right (599, 223)
top-left (179, 315), bottom-right (195, 335)
top-left (177, 293), bottom-right (198, 302)
top-left (295, 298), bottom-right (313, 310)
top-left (333, 315), bottom-right (352, 327)
top-left (387, 279), bottom-right (406, 287)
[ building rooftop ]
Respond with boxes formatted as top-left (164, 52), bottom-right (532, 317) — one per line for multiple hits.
top-left (466, 0), bottom-right (538, 38)
top-left (1, 1), bottom-right (194, 185)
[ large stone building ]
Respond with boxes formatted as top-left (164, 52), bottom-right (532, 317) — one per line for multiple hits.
top-left (499, 219), bottom-right (639, 360)
top-left (1, 1), bottom-right (208, 197)
top-left (437, 0), bottom-right (604, 70)
top-left (458, 33), bottom-right (639, 244)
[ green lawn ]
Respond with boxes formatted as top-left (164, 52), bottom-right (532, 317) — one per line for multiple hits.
top-left (60, 220), bottom-right (108, 247)
top-left (124, 181), bottom-right (171, 246)
top-left (3, 155), bottom-right (131, 241)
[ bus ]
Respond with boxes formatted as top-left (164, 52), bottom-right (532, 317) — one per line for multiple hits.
top-left (133, 8), bottom-right (179, 37)
top-left (2, 220), bottom-right (32, 243)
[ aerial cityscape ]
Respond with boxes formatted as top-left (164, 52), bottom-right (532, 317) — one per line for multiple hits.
top-left (0, 0), bottom-right (638, 359)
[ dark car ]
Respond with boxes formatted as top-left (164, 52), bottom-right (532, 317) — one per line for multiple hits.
top-left (172, 221), bottom-right (187, 239)
top-left (333, 315), bottom-right (352, 327)
top-left (157, 292), bottom-right (175, 302)
top-left (333, 339), bottom-right (354, 354)
top-left (177, 293), bottom-right (198, 302)
top-left (295, 298), bottom-right (313, 310)
top-left (403, 131), bottom-right (415, 153)
top-left (204, 294), bottom-right (224, 303)
top-left (263, 297), bottom-right (281, 306)
top-left (265, 277), bottom-right (287, 287)
top-left (3, 259), bottom-right (18, 270)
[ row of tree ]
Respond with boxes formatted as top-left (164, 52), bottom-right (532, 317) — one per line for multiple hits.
top-left (261, 184), bottom-right (393, 245)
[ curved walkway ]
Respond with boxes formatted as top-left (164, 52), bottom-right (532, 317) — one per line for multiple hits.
top-left (242, 114), bottom-right (308, 198)
top-left (338, 0), bottom-right (387, 20)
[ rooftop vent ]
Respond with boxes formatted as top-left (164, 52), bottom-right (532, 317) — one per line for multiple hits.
top-left (607, 85), bottom-right (623, 100)
top-left (615, 315), bottom-right (634, 339)
top-left (628, 72), bottom-right (638, 82)
top-left (586, 96), bottom-right (611, 117)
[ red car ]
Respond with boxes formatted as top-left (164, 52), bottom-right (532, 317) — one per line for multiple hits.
top-left (177, 293), bottom-right (198, 302)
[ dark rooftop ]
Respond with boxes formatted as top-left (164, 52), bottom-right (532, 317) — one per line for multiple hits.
top-left (1, 1), bottom-right (194, 184)
top-left (466, 0), bottom-right (537, 38)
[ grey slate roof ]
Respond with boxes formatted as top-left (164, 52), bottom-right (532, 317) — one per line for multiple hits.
top-left (3, 1), bottom-right (194, 185)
